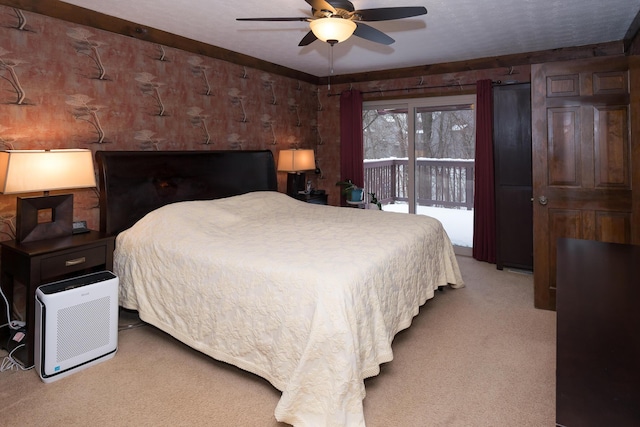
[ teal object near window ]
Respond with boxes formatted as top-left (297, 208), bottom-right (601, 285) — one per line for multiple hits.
top-left (350, 188), bottom-right (363, 202)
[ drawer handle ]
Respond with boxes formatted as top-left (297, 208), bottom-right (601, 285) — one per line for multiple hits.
top-left (65, 257), bottom-right (86, 267)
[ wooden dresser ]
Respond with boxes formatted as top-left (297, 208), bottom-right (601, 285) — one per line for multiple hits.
top-left (556, 238), bottom-right (640, 426)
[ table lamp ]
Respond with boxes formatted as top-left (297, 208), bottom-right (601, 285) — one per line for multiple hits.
top-left (277, 149), bottom-right (315, 197)
top-left (0, 149), bottom-right (96, 243)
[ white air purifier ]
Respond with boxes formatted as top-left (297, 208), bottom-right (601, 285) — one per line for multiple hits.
top-left (35, 271), bottom-right (118, 383)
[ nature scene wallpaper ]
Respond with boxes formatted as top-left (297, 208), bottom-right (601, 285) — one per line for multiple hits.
top-left (0, 6), bottom-right (325, 236)
top-left (0, 5), bottom-right (527, 240)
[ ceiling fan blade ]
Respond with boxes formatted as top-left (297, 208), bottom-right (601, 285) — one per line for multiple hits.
top-left (298, 30), bottom-right (318, 46)
top-left (353, 22), bottom-right (395, 45)
top-left (355, 6), bottom-right (427, 22)
top-left (305, 0), bottom-right (337, 14)
top-left (236, 17), bottom-right (310, 22)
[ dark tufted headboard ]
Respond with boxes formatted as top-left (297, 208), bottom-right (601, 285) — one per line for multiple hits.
top-left (96, 150), bottom-right (278, 236)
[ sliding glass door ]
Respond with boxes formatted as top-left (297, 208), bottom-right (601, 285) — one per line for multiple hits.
top-left (363, 95), bottom-right (476, 247)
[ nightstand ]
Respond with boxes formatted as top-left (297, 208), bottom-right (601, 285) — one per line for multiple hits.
top-left (0, 231), bottom-right (115, 367)
top-left (295, 192), bottom-right (328, 205)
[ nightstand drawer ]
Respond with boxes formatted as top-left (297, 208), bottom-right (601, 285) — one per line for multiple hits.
top-left (40, 246), bottom-right (107, 281)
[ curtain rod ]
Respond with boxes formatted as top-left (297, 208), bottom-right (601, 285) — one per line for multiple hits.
top-left (325, 79), bottom-right (517, 97)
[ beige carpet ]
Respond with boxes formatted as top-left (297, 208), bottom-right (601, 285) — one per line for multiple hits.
top-left (0, 256), bottom-right (556, 426)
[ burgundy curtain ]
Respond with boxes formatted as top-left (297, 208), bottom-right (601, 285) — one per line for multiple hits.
top-left (472, 79), bottom-right (496, 263)
top-left (340, 89), bottom-right (364, 188)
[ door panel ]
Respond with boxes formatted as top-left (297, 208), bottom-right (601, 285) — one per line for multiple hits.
top-left (548, 107), bottom-right (580, 186)
top-left (595, 211), bottom-right (631, 243)
top-left (532, 57), bottom-right (635, 310)
top-left (594, 106), bottom-right (629, 187)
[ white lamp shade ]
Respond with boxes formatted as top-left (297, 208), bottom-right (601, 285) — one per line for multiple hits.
top-left (277, 149), bottom-right (315, 173)
top-left (310, 18), bottom-right (357, 43)
top-left (0, 149), bottom-right (96, 194)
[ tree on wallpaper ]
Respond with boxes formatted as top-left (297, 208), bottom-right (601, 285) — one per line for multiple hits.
top-left (188, 56), bottom-right (214, 96)
top-left (227, 133), bottom-right (244, 150)
top-left (0, 126), bottom-right (15, 149)
top-left (315, 88), bottom-right (324, 112)
top-left (67, 27), bottom-right (109, 81)
top-left (261, 114), bottom-right (277, 145)
top-left (136, 72), bottom-right (168, 117)
top-left (154, 44), bottom-right (170, 62)
top-left (228, 88), bottom-right (248, 123)
top-left (288, 98), bottom-right (301, 127)
top-left (6, 7), bottom-right (36, 32)
top-left (10, 7), bottom-right (26, 31)
top-left (261, 73), bottom-right (277, 105)
top-left (310, 118), bottom-right (323, 146)
top-left (135, 130), bottom-right (163, 150)
top-left (66, 94), bottom-right (107, 143)
top-left (187, 107), bottom-right (212, 144)
top-left (0, 214), bottom-right (16, 240)
top-left (0, 48), bottom-right (27, 105)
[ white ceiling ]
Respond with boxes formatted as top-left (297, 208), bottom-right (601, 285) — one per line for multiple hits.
top-left (60, 0), bottom-right (640, 78)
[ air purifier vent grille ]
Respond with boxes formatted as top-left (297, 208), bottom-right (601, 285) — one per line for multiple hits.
top-left (56, 296), bottom-right (112, 363)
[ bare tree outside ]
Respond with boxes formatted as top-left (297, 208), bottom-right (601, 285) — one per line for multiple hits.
top-left (416, 107), bottom-right (475, 159)
top-left (364, 105), bottom-right (474, 161)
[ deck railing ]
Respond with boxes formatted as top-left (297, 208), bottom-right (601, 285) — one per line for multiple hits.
top-left (363, 158), bottom-right (475, 210)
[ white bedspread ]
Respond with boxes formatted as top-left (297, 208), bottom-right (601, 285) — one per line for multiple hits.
top-left (115, 191), bottom-right (464, 426)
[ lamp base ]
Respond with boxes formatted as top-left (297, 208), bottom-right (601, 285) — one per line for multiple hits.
top-left (286, 172), bottom-right (306, 197)
top-left (16, 194), bottom-right (73, 243)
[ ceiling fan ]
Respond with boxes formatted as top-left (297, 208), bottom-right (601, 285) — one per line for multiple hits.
top-left (236, 0), bottom-right (427, 46)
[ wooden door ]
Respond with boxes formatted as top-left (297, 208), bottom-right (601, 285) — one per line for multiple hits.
top-left (532, 57), bottom-right (636, 310)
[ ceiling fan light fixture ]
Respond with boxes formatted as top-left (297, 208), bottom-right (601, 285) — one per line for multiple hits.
top-left (310, 17), bottom-right (356, 44)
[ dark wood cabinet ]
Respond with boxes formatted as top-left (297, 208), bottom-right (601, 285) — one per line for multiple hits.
top-left (493, 83), bottom-right (533, 270)
top-left (556, 238), bottom-right (640, 426)
top-left (0, 231), bottom-right (115, 367)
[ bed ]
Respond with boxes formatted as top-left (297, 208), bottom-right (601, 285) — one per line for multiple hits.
top-left (96, 150), bottom-right (464, 427)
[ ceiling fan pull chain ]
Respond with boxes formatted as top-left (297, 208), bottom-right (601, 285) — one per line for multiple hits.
top-left (330, 43), bottom-right (334, 74)
top-left (328, 42), bottom-right (335, 90)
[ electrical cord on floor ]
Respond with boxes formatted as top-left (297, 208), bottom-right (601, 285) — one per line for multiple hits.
top-left (118, 307), bottom-right (146, 331)
top-left (1, 344), bottom-right (33, 372)
top-left (0, 281), bottom-right (33, 372)
top-left (118, 320), bottom-right (146, 331)
top-left (1, 285), bottom-right (13, 331)
top-left (1, 284), bottom-right (24, 331)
